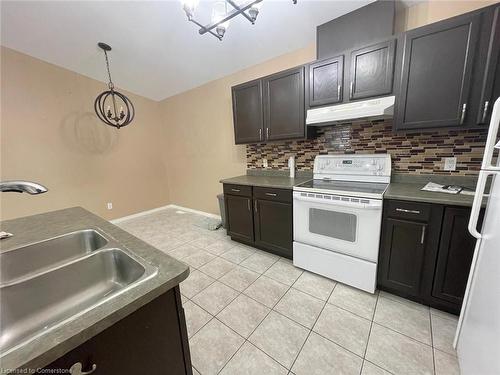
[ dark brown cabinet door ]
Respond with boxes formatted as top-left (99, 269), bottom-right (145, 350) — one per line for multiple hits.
top-left (43, 288), bottom-right (191, 374)
top-left (309, 56), bottom-right (344, 107)
top-left (395, 13), bottom-right (481, 130)
top-left (476, 6), bottom-right (500, 125)
top-left (253, 199), bottom-right (293, 258)
top-left (349, 39), bottom-right (395, 100)
top-left (225, 194), bottom-right (254, 242)
top-left (232, 79), bottom-right (263, 144)
top-left (263, 66), bottom-right (305, 141)
top-left (378, 218), bottom-right (427, 297)
top-left (432, 207), bottom-right (477, 309)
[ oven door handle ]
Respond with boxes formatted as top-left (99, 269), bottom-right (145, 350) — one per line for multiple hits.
top-left (293, 195), bottom-right (382, 209)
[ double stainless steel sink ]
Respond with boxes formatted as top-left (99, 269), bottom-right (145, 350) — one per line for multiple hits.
top-left (0, 229), bottom-right (158, 355)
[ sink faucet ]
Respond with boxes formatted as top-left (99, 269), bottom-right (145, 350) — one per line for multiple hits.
top-left (0, 180), bottom-right (48, 239)
top-left (0, 180), bottom-right (48, 194)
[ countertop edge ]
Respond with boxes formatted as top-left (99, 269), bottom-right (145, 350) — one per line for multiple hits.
top-left (383, 192), bottom-right (475, 207)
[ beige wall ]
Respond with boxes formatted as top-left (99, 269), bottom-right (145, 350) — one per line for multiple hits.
top-left (396, 0), bottom-right (498, 32)
top-left (160, 44), bottom-right (316, 215)
top-left (0, 47), bottom-right (170, 221)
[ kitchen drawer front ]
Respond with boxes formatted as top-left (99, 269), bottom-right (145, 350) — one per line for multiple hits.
top-left (223, 184), bottom-right (252, 197)
top-left (385, 200), bottom-right (431, 222)
top-left (253, 187), bottom-right (292, 203)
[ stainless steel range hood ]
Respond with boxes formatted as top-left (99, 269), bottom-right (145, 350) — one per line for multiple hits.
top-left (306, 96), bottom-right (395, 126)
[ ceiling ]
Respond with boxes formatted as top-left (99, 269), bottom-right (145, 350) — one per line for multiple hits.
top-left (1, 0), bottom-right (374, 101)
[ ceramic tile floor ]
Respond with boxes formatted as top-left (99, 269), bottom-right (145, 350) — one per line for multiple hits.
top-left (117, 207), bottom-right (460, 375)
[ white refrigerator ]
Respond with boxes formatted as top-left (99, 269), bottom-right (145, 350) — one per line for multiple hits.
top-left (454, 97), bottom-right (500, 374)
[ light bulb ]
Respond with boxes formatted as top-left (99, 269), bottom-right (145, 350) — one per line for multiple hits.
top-left (181, 0), bottom-right (199, 19)
top-left (212, 1), bottom-right (230, 27)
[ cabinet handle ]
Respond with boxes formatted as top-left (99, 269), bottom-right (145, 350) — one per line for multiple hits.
top-left (350, 81), bottom-right (353, 98)
top-left (259, 128), bottom-right (263, 141)
top-left (266, 127), bottom-right (270, 139)
top-left (265, 192), bottom-right (277, 197)
top-left (231, 188), bottom-right (241, 192)
top-left (395, 208), bottom-right (420, 214)
top-left (460, 103), bottom-right (467, 125)
top-left (482, 101), bottom-right (490, 123)
top-left (69, 362), bottom-right (97, 375)
top-left (337, 84), bottom-right (341, 100)
top-left (420, 226), bottom-right (426, 245)
top-left (247, 199), bottom-right (251, 211)
top-left (254, 200), bottom-right (258, 212)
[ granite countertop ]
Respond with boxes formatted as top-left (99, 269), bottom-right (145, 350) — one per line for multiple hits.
top-left (0, 207), bottom-right (189, 371)
top-left (384, 182), bottom-right (478, 207)
top-left (385, 174), bottom-right (483, 207)
top-left (220, 170), bottom-right (484, 207)
top-left (220, 174), bottom-right (311, 189)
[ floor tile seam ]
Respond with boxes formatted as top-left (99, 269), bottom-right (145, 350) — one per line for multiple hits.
top-left (278, 276), bottom-right (336, 372)
top-left (371, 321), bottom-right (435, 348)
top-left (325, 299), bottom-right (377, 322)
top-left (378, 294), bottom-right (432, 316)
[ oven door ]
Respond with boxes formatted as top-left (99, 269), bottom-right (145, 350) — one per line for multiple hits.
top-left (293, 191), bottom-right (382, 262)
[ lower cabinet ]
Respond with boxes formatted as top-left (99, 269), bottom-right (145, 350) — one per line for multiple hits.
top-left (254, 198), bottom-right (293, 257)
top-left (224, 184), bottom-right (293, 259)
top-left (432, 207), bottom-right (479, 307)
top-left (378, 218), bottom-right (428, 297)
top-left (225, 194), bottom-right (254, 243)
top-left (378, 199), bottom-right (479, 314)
top-left (43, 287), bottom-right (192, 374)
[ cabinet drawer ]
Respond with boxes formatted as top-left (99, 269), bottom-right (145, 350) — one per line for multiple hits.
top-left (223, 184), bottom-right (252, 197)
top-left (385, 200), bottom-right (431, 222)
top-left (253, 187), bottom-right (292, 203)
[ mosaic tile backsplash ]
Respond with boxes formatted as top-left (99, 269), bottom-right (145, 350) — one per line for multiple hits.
top-left (246, 120), bottom-right (488, 175)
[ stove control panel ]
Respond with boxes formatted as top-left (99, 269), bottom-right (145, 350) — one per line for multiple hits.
top-left (313, 154), bottom-right (391, 183)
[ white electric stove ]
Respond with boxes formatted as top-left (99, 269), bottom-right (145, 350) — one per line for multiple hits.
top-left (293, 154), bottom-right (391, 293)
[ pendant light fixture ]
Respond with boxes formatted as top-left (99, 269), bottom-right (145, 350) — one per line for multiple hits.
top-left (181, 0), bottom-right (297, 41)
top-left (94, 42), bottom-right (135, 129)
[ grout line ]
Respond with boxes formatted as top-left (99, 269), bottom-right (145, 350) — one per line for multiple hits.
top-left (220, 266), bottom-right (300, 371)
top-left (360, 291), bottom-right (380, 374)
top-left (371, 321), bottom-right (435, 349)
top-left (430, 310), bottom-right (437, 375)
top-left (362, 359), bottom-right (397, 375)
top-left (326, 298), bottom-right (376, 322)
top-left (287, 280), bottom-right (338, 372)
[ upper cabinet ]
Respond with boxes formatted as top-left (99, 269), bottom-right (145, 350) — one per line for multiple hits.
top-left (232, 79), bottom-right (264, 144)
top-left (231, 67), bottom-right (306, 144)
top-left (475, 6), bottom-right (500, 125)
top-left (308, 56), bottom-right (344, 107)
top-left (263, 66), bottom-right (306, 141)
top-left (308, 37), bottom-right (396, 108)
top-left (231, 3), bottom-right (500, 143)
top-left (349, 39), bottom-right (396, 100)
top-left (394, 12), bottom-right (482, 130)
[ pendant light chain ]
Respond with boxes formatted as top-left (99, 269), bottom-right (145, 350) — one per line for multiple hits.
top-left (103, 50), bottom-right (115, 90)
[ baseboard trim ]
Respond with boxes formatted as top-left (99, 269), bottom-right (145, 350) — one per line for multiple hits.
top-left (168, 204), bottom-right (221, 220)
top-left (110, 204), bottom-right (221, 224)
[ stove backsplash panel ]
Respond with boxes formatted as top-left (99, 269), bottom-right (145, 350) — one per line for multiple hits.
top-left (246, 120), bottom-right (488, 175)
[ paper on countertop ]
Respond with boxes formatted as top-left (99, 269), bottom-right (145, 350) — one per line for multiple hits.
top-left (0, 231), bottom-right (13, 239)
top-left (421, 182), bottom-right (460, 194)
top-left (459, 189), bottom-right (476, 196)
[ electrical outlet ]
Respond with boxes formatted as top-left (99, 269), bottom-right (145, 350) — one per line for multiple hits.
top-left (107, 202), bottom-right (113, 210)
top-left (443, 157), bottom-right (457, 171)
top-left (262, 158), bottom-right (268, 168)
